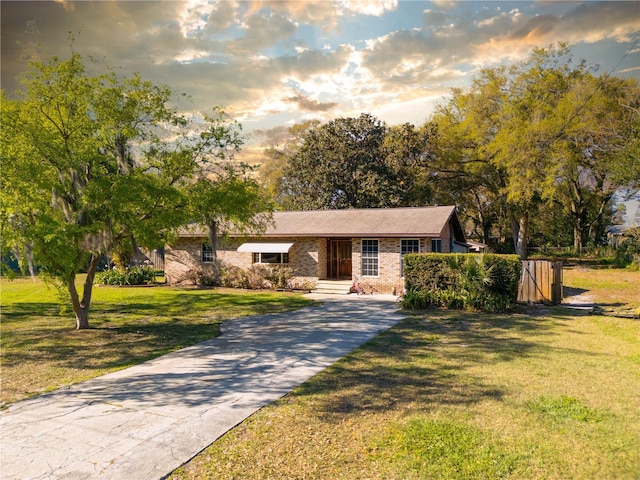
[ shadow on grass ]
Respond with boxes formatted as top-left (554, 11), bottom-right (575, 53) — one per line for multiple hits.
top-left (563, 286), bottom-right (589, 298)
top-left (291, 309), bottom-right (569, 420)
top-left (1, 289), bottom-right (311, 372)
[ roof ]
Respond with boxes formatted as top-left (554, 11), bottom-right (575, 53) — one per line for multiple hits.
top-left (181, 206), bottom-right (466, 241)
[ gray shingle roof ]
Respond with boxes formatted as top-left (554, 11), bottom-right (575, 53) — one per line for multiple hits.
top-left (181, 206), bottom-right (464, 240)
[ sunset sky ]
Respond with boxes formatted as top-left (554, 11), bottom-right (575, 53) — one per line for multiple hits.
top-left (2, 1), bottom-right (639, 163)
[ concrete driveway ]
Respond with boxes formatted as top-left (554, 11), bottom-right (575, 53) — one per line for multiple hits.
top-left (1, 294), bottom-right (404, 480)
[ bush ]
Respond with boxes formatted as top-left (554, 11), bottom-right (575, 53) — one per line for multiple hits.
top-left (613, 228), bottom-right (640, 268)
top-left (246, 265), bottom-right (270, 289)
top-left (218, 264), bottom-right (295, 290)
top-left (184, 267), bottom-right (219, 286)
top-left (96, 265), bottom-right (155, 285)
top-left (262, 265), bottom-right (295, 290)
top-left (219, 264), bottom-right (249, 289)
top-left (402, 253), bottom-right (520, 313)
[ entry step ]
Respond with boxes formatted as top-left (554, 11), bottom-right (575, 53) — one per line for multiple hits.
top-left (313, 280), bottom-right (352, 295)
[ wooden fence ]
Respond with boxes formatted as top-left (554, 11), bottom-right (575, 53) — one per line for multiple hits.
top-left (518, 260), bottom-right (563, 305)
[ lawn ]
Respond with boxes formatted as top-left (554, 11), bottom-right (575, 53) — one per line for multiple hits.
top-left (170, 267), bottom-right (640, 480)
top-left (0, 277), bottom-right (313, 406)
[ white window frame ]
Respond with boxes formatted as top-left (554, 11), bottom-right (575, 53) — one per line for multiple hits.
top-left (201, 242), bottom-right (214, 263)
top-left (400, 239), bottom-right (420, 276)
top-left (361, 239), bottom-right (379, 277)
top-left (431, 238), bottom-right (442, 253)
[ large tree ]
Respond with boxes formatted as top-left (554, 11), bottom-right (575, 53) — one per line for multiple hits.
top-left (552, 74), bottom-right (640, 250)
top-left (259, 120), bottom-right (321, 210)
top-left (272, 114), bottom-right (434, 210)
top-left (281, 113), bottom-right (390, 209)
top-left (429, 44), bottom-right (639, 257)
top-left (0, 54), bottom-right (264, 329)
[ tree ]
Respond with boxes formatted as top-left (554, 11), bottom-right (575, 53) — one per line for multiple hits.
top-left (259, 120), bottom-right (321, 210)
top-left (280, 114), bottom-right (390, 209)
top-left (273, 114), bottom-right (436, 210)
top-left (429, 43), bottom-right (638, 257)
top-left (1, 53), bottom-right (264, 329)
top-left (187, 163), bottom-right (274, 279)
top-left (552, 75), bottom-right (640, 250)
top-left (381, 123), bottom-right (435, 206)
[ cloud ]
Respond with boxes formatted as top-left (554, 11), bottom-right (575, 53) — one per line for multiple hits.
top-left (284, 95), bottom-right (338, 112)
top-left (340, 0), bottom-right (398, 17)
top-left (53, 0), bottom-right (74, 11)
top-left (1, 0), bottom-right (637, 152)
top-left (206, 1), bottom-right (239, 32)
top-left (252, 125), bottom-right (292, 146)
top-left (226, 10), bottom-right (298, 55)
top-left (473, 2), bottom-right (640, 61)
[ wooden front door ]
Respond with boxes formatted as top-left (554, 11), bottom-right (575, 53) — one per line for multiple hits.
top-left (328, 240), bottom-right (352, 279)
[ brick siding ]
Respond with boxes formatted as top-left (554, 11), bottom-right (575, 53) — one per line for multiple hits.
top-left (165, 235), bottom-right (447, 293)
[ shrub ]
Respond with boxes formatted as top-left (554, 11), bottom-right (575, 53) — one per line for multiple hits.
top-left (96, 265), bottom-right (155, 285)
top-left (402, 289), bottom-right (429, 310)
top-left (613, 228), bottom-right (640, 268)
top-left (219, 264), bottom-right (249, 289)
top-left (262, 265), bottom-right (295, 290)
top-left (184, 267), bottom-right (219, 287)
top-left (219, 264), bottom-right (295, 290)
top-left (246, 265), bottom-right (269, 289)
top-left (403, 253), bottom-right (520, 312)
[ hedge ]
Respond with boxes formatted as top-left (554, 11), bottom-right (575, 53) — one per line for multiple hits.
top-left (402, 253), bottom-right (521, 313)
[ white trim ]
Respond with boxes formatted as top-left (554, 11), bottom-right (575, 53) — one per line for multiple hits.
top-left (237, 242), bottom-right (294, 253)
top-left (361, 238), bottom-right (379, 277)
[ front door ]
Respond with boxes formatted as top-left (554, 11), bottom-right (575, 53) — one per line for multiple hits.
top-left (328, 240), bottom-right (352, 280)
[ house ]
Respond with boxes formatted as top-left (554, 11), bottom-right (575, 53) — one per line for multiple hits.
top-left (165, 206), bottom-right (468, 294)
top-left (467, 240), bottom-right (489, 253)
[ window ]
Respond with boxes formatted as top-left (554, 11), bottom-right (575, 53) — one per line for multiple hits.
top-left (431, 239), bottom-right (442, 253)
top-left (361, 239), bottom-right (379, 276)
top-left (201, 242), bottom-right (214, 263)
top-left (252, 252), bottom-right (289, 264)
top-left (401, 239), bottom-right (420, 275)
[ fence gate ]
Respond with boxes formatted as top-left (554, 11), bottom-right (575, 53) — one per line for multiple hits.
top-left (518, 260), bottom-right (563, 305)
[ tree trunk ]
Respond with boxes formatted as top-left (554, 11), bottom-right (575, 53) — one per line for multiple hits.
top-left (573, 224), bottom-right (583, 253)
top-left (68, 254), bottom-right (101, 330)
top-left (514, 212), bottom-right (529, 260)
top-left (206, 218), bottom-right (220, 280)
top-left (24, 243), bottom-right (36, 279)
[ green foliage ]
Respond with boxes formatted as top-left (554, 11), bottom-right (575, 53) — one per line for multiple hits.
top-left (96, 266), bottom-right (156, 286)
top-left (1, 51), bottom-right (260, 328)
top-left (429, 43), bottom-right (639, 256)
top-left (275, 114), bottom-right (433, 210)
top-left (261, 265), bottom-right (295, 290)
top-left (246, 265), bottom-right (270, 289)
top-left (612, 228), bottom-right (640, 268)
top-left (219, 264), bottom-right (249, 289)
top-left (217, 264), bottom-right (295, 290)
top-left (403, 253), bottom-right (520, 312)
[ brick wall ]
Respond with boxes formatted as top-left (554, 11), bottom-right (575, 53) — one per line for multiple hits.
top-left (352, 237), bottom-right (439, 294)
top-left (165, 236), bottom-right (322, 288)
top-left (166, 234), bottom-right (447, 292)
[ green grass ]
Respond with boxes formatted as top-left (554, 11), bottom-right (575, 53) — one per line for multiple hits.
top-left (170, 268), bottom-right (640, 480)
top-left (382, 417), bottom-right (516, 479)
top-left (0, 277), bottom-right (313, 406)
top-left (526, 395), bottom-right (606, 423)
top-left (563, 266), bottom-right (640, 309)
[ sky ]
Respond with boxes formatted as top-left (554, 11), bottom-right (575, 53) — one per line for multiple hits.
top-left (2, 0), bottom-right (640, 166)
